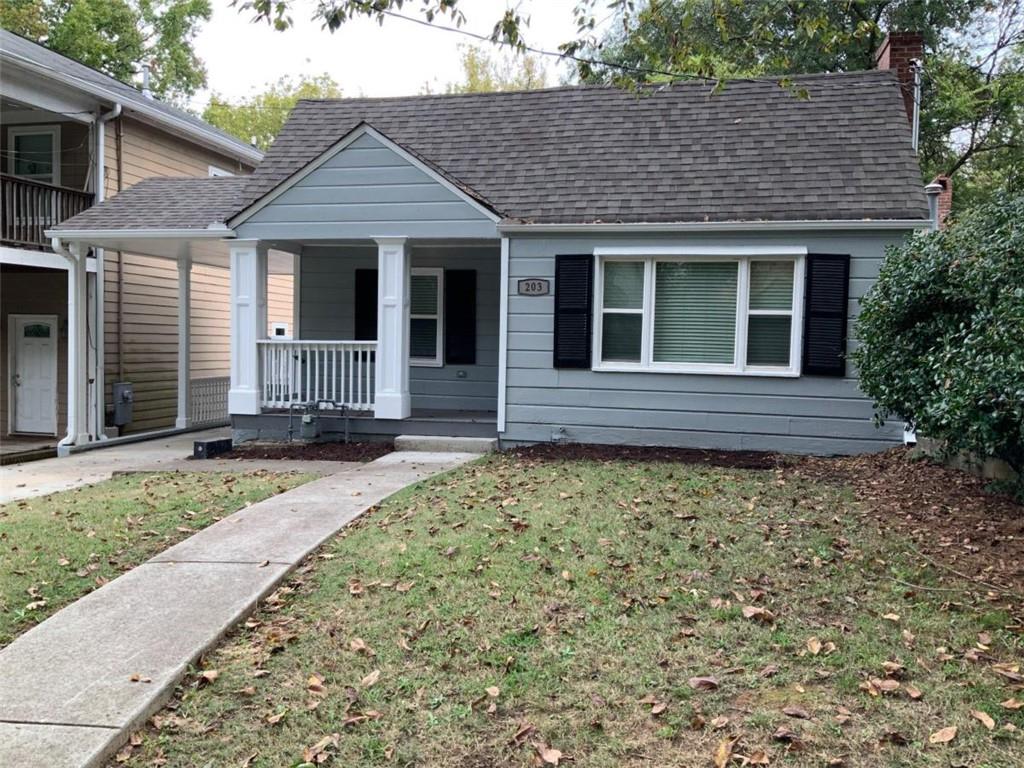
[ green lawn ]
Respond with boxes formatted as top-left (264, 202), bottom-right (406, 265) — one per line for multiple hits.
top-left (118, 454), bottom-right (1022, 767)
top-left (0, 470), bottom-right (311, 646)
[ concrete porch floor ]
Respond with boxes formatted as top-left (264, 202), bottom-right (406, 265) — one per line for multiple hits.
top-left (0, 435), bottom-right (57, 466)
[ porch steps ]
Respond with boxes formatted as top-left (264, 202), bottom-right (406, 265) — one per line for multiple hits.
top-left (393, 435), bottom-right (497, 454)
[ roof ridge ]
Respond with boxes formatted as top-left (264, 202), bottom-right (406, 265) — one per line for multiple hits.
top-left (295, 69), bottom-right (895, 106)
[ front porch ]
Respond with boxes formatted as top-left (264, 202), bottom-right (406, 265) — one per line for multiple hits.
top-left (231, 237), bottom-right (500, 439)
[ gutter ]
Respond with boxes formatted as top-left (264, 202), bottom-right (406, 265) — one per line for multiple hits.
top-left (497, 219), bottom-right (931, 234)
top-left (1, 53), bottom-right (262, 166)
top-left (49, 237), bottom-right (79, 449)
top-left (93, 103), bottom-right (121, 441)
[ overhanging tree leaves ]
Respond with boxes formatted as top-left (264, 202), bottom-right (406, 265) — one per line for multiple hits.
top-left (1, 0), bottom-right (211, 102)
top-left (853, 193), bottom-right (1024, 480)
top-left (234, 0), bottom-right (1023, 208)
top-left (203, 74), bottom-right (342, 150)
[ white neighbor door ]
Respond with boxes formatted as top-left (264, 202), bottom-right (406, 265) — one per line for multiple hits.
top-left (10, 315), bottom-right (58, 435)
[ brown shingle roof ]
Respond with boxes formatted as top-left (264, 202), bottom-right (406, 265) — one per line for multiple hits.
top-left (241, 70), bottom-right (929, 224)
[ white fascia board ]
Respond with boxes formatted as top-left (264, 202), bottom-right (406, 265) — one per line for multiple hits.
top-left (498, 219), bottom-right (929, 234)
top-left (0, 245), bottom-right (95, 272)
top-left (45, 227), bottom-right (234, 240)
top-left (594, 245), bottom-right (808, 257)
top-left (1, 55), bottom-right (262, 166)
top-left (229, 123), bottom-right (501, 228)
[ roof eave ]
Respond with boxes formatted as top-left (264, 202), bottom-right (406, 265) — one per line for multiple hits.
top-left (497, 218), bottom-right (930, 233)
top-left (1, 53), bottom-right (263, 166)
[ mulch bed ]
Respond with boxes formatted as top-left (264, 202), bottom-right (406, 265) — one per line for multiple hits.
top-left (791, 448), bottom-right (1024, 611)
top-left (512, 441), bottom-right (1024, 613)
top-left (223, 441), bottom-right (393, 463)
top-left (510, 442), bottom-right (783, 470)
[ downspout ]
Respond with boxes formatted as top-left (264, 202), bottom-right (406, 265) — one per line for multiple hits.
top-left (910, 59), bottom-right (922, 153)
top-left (115, 115), bottom-right (125, 382)
top-left (94, 102), bottom-right (121, 438)
top-left (51, 236), bottom-right (80, 449)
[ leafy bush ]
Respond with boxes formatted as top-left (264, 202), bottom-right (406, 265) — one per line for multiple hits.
top-left (854, 192), bottom-right (1024, 480)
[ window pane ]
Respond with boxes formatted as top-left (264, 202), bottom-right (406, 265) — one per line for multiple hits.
top-left (411, 274), bottom-right (438, 315)
top-left (747, 315), bottom-right (791, 366)
top-left (749, 261), bottom-right (794, 311)
top-left (603, 261), bottom-right (644, 309)
top-left (24, 324), bottom-right (51, 338)
top-left (410, 318), bottom-right (437, 358)
top-left (601, 313), bottom-right (642, 362)
top-left (653, 262), bottom-right (737, 364)
top-left (14, 133), bottom-right (54, 179)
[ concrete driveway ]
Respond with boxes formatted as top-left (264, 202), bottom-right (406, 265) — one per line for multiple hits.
top-left (0, 428), bottom-right (348, 504)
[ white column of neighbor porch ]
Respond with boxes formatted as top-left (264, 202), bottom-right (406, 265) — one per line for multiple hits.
top-left (175, 250), bottom-right (192, 429)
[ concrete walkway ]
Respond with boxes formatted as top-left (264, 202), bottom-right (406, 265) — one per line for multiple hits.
top-left (0, 450), bottom-right (478, 768)
top-left (0, 428), bottom-right (350, 504)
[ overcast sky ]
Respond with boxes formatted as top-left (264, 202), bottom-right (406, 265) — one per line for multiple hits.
top-left (190, 0), bottom-right (594, 111)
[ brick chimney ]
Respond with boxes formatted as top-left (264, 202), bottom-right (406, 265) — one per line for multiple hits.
top-left (875, 31), bottom-right (924, 122)
top-left (932, 175), bottom-right (953, 228)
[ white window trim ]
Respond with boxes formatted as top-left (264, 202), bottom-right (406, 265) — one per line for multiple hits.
top-left (208, 164), bottom-right (234, 177)
top-left (592, 250), bottom-right (806, 377)
top-left (7, 125), bottom-right (61, 185)
top-left (410, 267), bottom-right (444, 368)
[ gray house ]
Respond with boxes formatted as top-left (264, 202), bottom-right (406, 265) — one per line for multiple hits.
top-left (48, 45), bottom-right (932, 456)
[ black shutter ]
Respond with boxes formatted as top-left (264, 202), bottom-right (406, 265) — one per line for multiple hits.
top-left (553, 254), bottom-right (593, 368)
top-left (445, 269), bottom-right (476, 364)
top-left (354, 269), bottom-right (378, 341)
top-left (802, 254), bottom-right (850, 377)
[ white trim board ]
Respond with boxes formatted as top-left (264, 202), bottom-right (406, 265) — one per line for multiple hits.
top-left (1, 246), bottom-right (96, 272)
top-left (228, 124), bottom-right (502, 229)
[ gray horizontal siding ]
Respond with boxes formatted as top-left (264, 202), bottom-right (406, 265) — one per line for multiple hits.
top-left (300, 243), bottom-right (499, 412)
top-left (502, 229), bottom-right (915, 455)
top-left (236, 133), bottom-right (498, 241)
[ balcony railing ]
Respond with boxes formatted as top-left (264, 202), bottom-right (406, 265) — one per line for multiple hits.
top-left (258, 340), bottom-right (377, 412)
top-left (1, 174), bottom-right (94, 250)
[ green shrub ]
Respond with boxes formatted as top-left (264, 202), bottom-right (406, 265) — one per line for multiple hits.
top-left (854, 192), bottom-right (1024, 480)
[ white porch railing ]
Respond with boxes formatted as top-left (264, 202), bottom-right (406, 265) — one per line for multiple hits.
top-left (258, 340), bottom-right (376, 412)
top-left (189, 376), bottom-right (230, 426)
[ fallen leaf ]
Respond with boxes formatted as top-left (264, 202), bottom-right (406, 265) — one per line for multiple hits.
top-left (199, 669), bottom-right (219, 685)
top-left (688, 675), bottom-right (720, 691)
top-left (266, 711), bottom-right (285, 725)
top-left (742, 605), bottom-right (776, 623)
top-left (746, 749), bottom-right (771, 765)
top-left (650, 701), bottom-right (668, 716)
top-left (486, 686), bottom-right (500, 698)
top-left (710, 715), bottom-right (730, 729)
top-left (349, 637), bottom-right (375, 656)
top-left (928, 726), bottom-right (957, 744)
top-left (1001, 698), bottom-right (1023, 710)
top-left (537, 744), bottom-right (563, 765)
top-left (713, 738), bottom-right (736, 768)
top-left (128, 673), bottom-right (152, 684)
top-left (361, 669), bottom-right (381, 688)
top-left (882, 613), bottom-right (900, 623)
top-left (783, 705), bottom-right (811, 720)
top-left (971, 710), bottom-right (995, 730)
top-left (905, 684), bottom-right (923, 700)
top-left (806, 637), bottom-right (822, 656)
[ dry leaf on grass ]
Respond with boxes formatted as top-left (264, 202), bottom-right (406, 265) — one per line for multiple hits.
top-left (360, 669), bottom-right (381, 688)
top-left (806, 637), bottom-right (822, 655)
top-left (742, 605), bottom-right (776, 623)
top-left (971, 710), bottom-right (995, 730)
top-left (713, 737), bottom-right (737, 768)
top-left (536, 744), bottom-right (563, 765)
top-left (1001, 698), bottom-right (1023, 710)
top-left (688, 675), bottom-right (720, 691)
top-left (928, 726), bottom-right (957, 744)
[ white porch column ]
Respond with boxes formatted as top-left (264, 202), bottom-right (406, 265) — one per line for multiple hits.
top-left (373, 237), bottom-right (411, 420)
top-left (175, 250), bottom-right (192, 429)
top-left (62, 243), bottom-right (90, 448)
top-left (228, 241), bottom-right (267, 415)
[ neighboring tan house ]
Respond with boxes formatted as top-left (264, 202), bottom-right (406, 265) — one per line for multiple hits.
top-left (0, 30), bottom-right (294, 455)
top-left (52, 33), bottom-right (938, 456)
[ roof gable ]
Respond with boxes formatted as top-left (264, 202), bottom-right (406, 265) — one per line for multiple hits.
top-left (232, 125), bottom-right (499, 240)
top-left (240, 71), bottom-right (929, 225)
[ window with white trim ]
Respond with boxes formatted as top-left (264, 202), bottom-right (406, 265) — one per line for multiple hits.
top-left (595, 254), bottom-right (804, 375)
top-left (8, 126), bottom-right (60, 184)
top-left (410, 268), bottom-right (444, 366)
top-left (208, 165), bottom-right (234, 177)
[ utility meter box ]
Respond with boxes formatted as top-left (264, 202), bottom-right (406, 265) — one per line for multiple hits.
top-left (112, 381), bottom-right (134, 427)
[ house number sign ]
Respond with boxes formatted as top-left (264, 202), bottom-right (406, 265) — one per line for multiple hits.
top-left (517, 278), bottom-right (550, 296)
